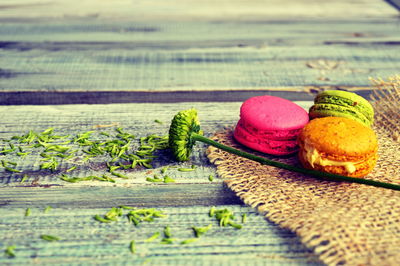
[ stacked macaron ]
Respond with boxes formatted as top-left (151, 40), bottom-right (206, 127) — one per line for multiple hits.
top-left (234, 91), bottom-right (377, 178)
top-left (299, 90), bottom-right (377, 177)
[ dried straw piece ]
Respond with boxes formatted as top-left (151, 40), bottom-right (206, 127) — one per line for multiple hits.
top-left (370, 75), bottom-right (400, 142)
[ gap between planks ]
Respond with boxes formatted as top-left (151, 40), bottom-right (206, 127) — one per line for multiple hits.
top-left (0, 87), bottom-right (379, 105)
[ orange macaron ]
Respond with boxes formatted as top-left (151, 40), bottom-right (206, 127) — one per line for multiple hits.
top-left (298, 116), bottom-right (378, 177)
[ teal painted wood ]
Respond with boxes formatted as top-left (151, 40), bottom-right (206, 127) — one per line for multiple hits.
top-left (0, 102), bottom-right (325, 265)
top-left (0, 0), bottom-right (397, 21)
top-left (0, 206), bottom-right (322, 265)
top-left (1, 45), bottom-right (399, 94)
top-left (0, 20), bottom-right (399, 45)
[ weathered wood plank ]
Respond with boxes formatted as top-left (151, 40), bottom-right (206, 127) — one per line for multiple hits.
top-left (1, 45), bottom-right (398, 96)
top-left (0, 206), bottom-right (322, 265)
top-left (1, 20), bottom-right (399, 45)
top-left (0, 185), bottom-right (244, 208)
top-left (0, 0), bottom-right (397, 21)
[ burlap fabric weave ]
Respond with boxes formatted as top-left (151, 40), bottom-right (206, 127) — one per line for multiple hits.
top-left (207, 78), bottom-right (400, 266)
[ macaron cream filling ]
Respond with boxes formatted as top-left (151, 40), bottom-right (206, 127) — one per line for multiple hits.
top-left (302, 141), bottom-right (361, 174)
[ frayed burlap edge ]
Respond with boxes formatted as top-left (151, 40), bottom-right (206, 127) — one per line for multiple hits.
top-left (207, 77), bottom-right (400, 266)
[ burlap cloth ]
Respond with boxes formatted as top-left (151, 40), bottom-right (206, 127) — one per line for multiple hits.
top-left (207, 78), bottom-right (400, 266)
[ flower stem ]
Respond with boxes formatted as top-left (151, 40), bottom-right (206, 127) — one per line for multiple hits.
top-left (191, 133), bottom-right (400, 191)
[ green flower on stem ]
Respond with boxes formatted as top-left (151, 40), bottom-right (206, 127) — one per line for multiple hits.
top-left (168, 108), bottom-right (202, 161)
top-left (168, 109), bottom-right (400, 191)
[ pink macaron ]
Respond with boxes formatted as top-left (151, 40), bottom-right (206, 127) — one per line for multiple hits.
top-left (234, 95), bottom-right (309, 155)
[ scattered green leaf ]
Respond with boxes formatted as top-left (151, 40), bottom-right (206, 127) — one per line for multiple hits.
top-left (4, 245), bottom-right (16, 258)
top-left (40, 235), bottom-right (60, 242)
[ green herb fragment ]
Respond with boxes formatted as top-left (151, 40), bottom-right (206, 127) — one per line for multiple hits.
top-left (209, 206), bottom-right (215, 217)
top-left (20, 175), bottom-right (28, 183)
top-left (44, 144), bottom-right (70, 153)
top-left (164, 226), bottom-right (172, 238)
top-left (93, 207), bottom-right (123, 223)
top-left (59, 174), bottom-right (115, 183)
top-left (119, 205), bottom-right (136, 210)
top-left (127, 208), bottom-right (167, 226)
top-left (4, 166), bottom-right (21, 173)
top-left (41, 128), bottom-right (54, 135)
top-left (40, 157), bottom-right (59, 171)
top-left (25, 208), bottom-right (31, 217)
top-left (160, 238), bottom-right (176, 244)
top-left (1, 160), bottom-right (16, 166)
top-left (1, 160), bottom-right (20, 173)
top-left (0, 148), bottom-right (16, 155)
top-left (154, 119), bottom-right (163, 124)
top-left (100, 132), bottom-right (111, 137)
top-left (4, 245), bottom-right (16, 258)
top-left (242, 213), bottom-right (247, 224)
top-left (115, 127), bottom-right (136, 141)
top-left (93, 215), bottom-right (113, 223)
top-left (101, 175), bottom-right (116, 183)
top-left (129, 240), bottom-right (136, 254)
top-left (208, 175), bottom-right (214, 181)
top-left (142, 162), bottom-right (153, 169)
top-left (163, 176), bottom-right (175, 183)
top-left (40, 234), bottom-right (60, 242)
top-left (104, 207), bottom-right (123, 221)
top-left (180, 238), bottom-right (198, 245)
top-left (40, 153), bottom-right (52, 159)
top-left (145, 232), bottom-right (160, 242)
top-left (74, 131), bottom-right (95, 146)
top-left (20, 130), bottom-right (37, 144)
top-left (59, 174), bottom-right (93, 183)
top-left (146, 177), bottom-right (163, 183)
top-left (110, 171), bottom-right (128, 179)
top-left (107, 164), bottom-right (120, 172)
top-left (193, 224), bottom-right (212, 238)
top-left (16, 152), bottom-right (30, 158)
top-left (177, 168), bottom-right (195, 172)
top-left (211, 208), bottom-right (243, 229)
top-left (44, 206), bottom-right (52, 213)
top-left (66, 166), bottom-right (77, 172)
top-left (161, 166), bottom-right (169, 174)
top-left (228, 222), bottom-right (243, 229)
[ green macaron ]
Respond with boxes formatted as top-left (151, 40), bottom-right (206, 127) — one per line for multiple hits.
top-left (309, 90), bottom-right (374, 127)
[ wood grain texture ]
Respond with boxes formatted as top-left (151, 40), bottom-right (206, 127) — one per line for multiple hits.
top-left (0, 0), bottom-right (397, 21)
top-left (1, 43), bottom-right (399, 94)
top-left (0, 103), bottom-right (324, 265)
top-left (1, 19), bottom-right (399, 104)
top-left (0, 206), bottom-right (322, 265)
top-left (1, 3), bottom-right (398, 104)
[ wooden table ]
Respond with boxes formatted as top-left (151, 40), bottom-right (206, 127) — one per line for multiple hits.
top-left (0, 0), bottom-right (399, 264)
